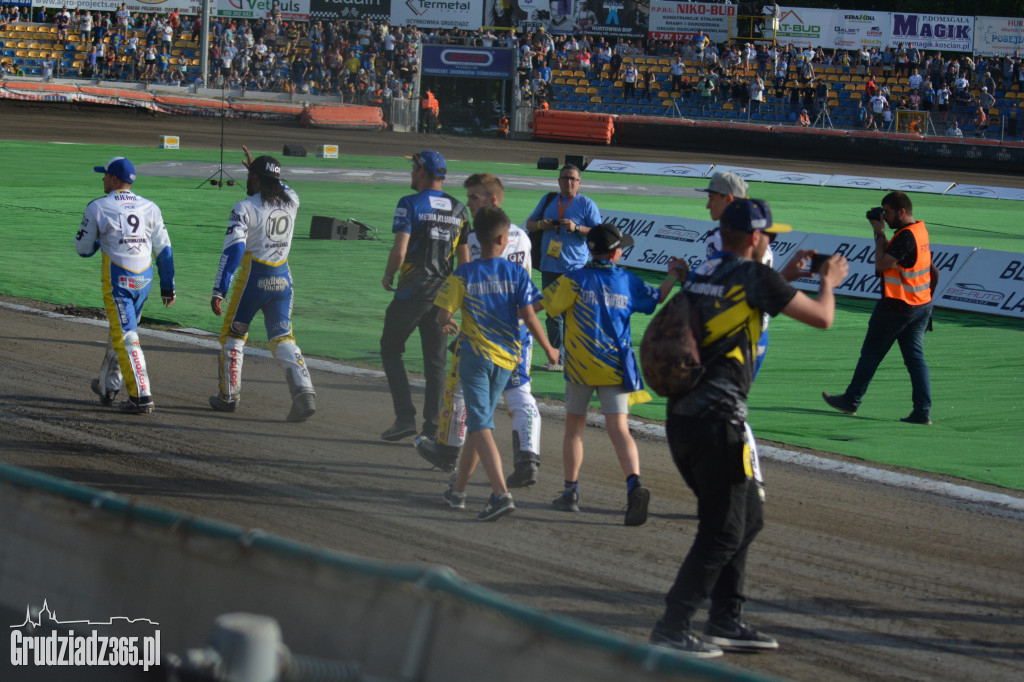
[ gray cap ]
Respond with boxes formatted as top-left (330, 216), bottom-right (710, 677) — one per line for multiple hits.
top-left (700, 171), bottom-right (749, 198)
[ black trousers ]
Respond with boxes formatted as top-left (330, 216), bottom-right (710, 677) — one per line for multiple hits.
top-left (380, 297), bottom-right (447, 437)
top-left (659, 414), bottom-right (764, 630)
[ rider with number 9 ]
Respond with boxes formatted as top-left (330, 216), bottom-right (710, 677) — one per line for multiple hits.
top-left (76, 156), bottom-right (176, 415)
top-left (209, 148), bottom-right (316, 422)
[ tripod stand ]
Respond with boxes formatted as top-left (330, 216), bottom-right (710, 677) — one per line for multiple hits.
top-left (198, 81), bottom-right (237, 189)
top-left (813, 104), bottom-right (833, 129)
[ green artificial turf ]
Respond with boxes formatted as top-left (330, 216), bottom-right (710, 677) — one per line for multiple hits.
top-left (2, 140), bottom-right (1022, 491)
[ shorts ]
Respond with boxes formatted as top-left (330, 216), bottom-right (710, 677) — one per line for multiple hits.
top-left (565, 382), bottom-right (629, 415)
top-left (460, 347), bottom-right (512, 433)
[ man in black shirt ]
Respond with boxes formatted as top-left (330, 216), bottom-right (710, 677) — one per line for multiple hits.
top-left (650, 199), bottom-right (848, 657)
top-left (380, 151), bottom-right (470, 441)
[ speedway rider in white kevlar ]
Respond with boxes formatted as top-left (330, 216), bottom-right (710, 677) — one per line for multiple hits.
top-left (209, 147), bottom-right (316, 422)
top-left (76, 156), bottom-right (176, 414)
top-left (417, 173), bottom-right (543, 488)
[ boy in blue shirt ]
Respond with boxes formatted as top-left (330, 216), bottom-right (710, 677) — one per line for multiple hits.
top-left (540, 224), bottom-right (684, 526)
top-left (434, 207), bottom-right (559, 521)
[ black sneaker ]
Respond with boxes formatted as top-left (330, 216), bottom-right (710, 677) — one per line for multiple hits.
top-left (552, 489), bottom-right (579, 512)
top-left (624, 485), bottom-right (650, 526)
top-left (703, 620), bottom-right (779, 652)
top-left (287, 392), bottom-right (316, 422)
top-left (477, 493), bottom-right (515, 521)
top-left (899, 412), bottom-right (932, 425)
top-left (506, 461), bottom-right (539, 488)
top-left (91, 379), bottom-right (118, 406)
top-left (442, 485), bottom-right (466, 510)
top-left (415, 436), bottom-right (460, 472)
top-left (649, 629), bottom-right (723, 658)
top-left (381, 421), bottom-right (417, 442)
top-left (821, 391), bottom-right (857, 415)
top-left (118, 397), bottom-right (154, 414)
top-left (209, 394), bottom-right (240, 412)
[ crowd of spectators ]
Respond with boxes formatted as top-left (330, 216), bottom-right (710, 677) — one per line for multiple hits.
top-left (3, 7), bottom-right (429, 106)
top-left (514, 27), bottom-right (1024, 137)
top-left (4, 5), bottom-right (1024, 137)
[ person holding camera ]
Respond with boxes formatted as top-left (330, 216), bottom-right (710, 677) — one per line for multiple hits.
top-left (525, 164), bottom-right (602, 371)
top-left (823, 192), bottom-right (938, 425)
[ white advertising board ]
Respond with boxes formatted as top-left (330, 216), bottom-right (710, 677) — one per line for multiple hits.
top-left (391, 0), bottom-right (483, 30)
top-left (782, 234), bottom-right (975, 304)
top-left (602, 210), bottom-right (716, 273)
top-left (890, 13), bottom-right (973, 53)
top-left (973, 16), bottom-right (1024, 57)
top-left (944, 184), bottom-right (1024, 201)
top-left (586, 159), bottom-right (714, 178)
top-left (935, 250), bottom-right (1024, 318)
top-left (648, 1), bottom-right (735, 43)
top-left (712, 165), bottom-right (830, 186)
top-left (776, 7), bottom-right (838, 47)
top-left (823, 175), bottom-right (954, 194)
top-left (831, 10), bottom-right (889, 50)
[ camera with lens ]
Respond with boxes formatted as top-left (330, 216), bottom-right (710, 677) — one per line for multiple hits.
top-left (866, 206), bottom-right (884, 221)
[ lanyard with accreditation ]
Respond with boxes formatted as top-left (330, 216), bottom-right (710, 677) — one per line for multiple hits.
top-left (547, 195), bottom-right (575, 259)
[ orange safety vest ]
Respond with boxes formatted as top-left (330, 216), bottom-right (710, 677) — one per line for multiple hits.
top-left (882, 221), bottom-right (932, 305)
top-left (498, 117), bottom-right (509, 133)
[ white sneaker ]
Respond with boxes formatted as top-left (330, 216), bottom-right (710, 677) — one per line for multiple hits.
top-left (542, 361), bottom-right (564, 372)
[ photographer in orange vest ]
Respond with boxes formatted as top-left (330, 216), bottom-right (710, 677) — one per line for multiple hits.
top-left (823, 191), bottom-right (938, 425)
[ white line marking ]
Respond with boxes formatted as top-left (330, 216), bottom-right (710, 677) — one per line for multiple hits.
top-left (4, 300), bottom-right (1022, 517)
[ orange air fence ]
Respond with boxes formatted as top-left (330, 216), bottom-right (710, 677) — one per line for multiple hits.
top-left (532, 109), bottom-right (614, 144)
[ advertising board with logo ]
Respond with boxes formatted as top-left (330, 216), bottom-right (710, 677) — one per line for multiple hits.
top-left (823, 175), bottom-right (954, 194)
top-left (36, 0), bottom-right (198, 12)
top-left (973, 16), bottom-right (1024, 56)
top-left (782, 234), bottom-right (975, 304)
top-left (216, 0), bottom-right (310, 20)
top-left (945, 184), bottom-right (1024, 201)
top-left (713, 165), bottom-right (829, 186)
top-left (831, 11), bottom-right (889, 49)
top-left (601, 210), bottom-right (716, 273)
top-left (890, 13), bottom-right (973, 52)
top-left (648, 0), bottom-right (735, 43)
top-left (935, 249), bottom-right (1024, 319)
top-left (309, 0), bottom-right (390, 22)
top-left (777, 7), bottom-right (834, 47)
top-left (586, 159), bottom-right (713, 178)
top-left (421, 44), bottom-right (515, 78)
top-left (392, 0), bottom-right (483, 30)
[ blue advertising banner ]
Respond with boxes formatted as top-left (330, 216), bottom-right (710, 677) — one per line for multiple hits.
top-left (421, 44), bottom-right (515, 79)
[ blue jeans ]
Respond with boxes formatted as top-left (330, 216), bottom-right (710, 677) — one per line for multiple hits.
top-left (541, 270), bottom-right (565, 357)
top-left (845, 298), bottom-right (932, 416)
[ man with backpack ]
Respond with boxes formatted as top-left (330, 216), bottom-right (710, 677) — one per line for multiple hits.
top-left (649, 199), bottom-right (847, 657)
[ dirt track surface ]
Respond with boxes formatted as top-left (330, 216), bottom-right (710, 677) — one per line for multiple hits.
top-left (2, 101), bottom-right (1024, 681)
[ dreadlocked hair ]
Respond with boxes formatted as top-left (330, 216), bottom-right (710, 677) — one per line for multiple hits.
top-left (259, 176), bottom-right (294, 207)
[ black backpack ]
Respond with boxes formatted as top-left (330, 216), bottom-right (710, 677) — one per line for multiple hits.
top-left (639, 290), bottom-right (705, 397)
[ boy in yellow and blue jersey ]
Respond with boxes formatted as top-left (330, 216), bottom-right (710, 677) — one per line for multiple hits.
top-left (539, 223), bottom-right (685, 526)
top-left (434, 206), bottom-right (559, 521)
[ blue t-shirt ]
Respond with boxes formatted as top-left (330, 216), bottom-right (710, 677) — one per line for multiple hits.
top-left (392, 189), bottom-right (469, 301)
top-left (541, 260), bottom-right (661, 386)
top-left (434, 258), bottom-right (541, 370)
top-left (528, 192), bottom-right (601, 273)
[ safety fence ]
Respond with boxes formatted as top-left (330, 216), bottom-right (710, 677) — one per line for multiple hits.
top-left (0, 462), bottom-right (773, 682)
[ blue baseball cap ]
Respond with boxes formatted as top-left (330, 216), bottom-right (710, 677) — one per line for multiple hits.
top-left (719, 198), bottom-right (791, 235)
top-left (411, 150), bottom-right (446, 179)
top-left (94, 156), bottom-right (136, 184)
